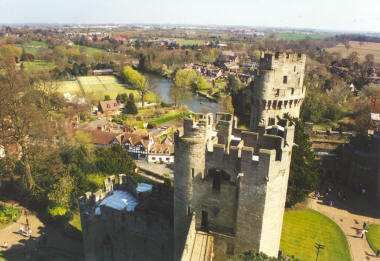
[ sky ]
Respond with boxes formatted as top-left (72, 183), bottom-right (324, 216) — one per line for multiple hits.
top-left (0, 0), bottom-right (379, 32)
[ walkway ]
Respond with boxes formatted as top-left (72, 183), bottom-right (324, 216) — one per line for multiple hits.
top-left (190, 232), bottom-right (213, 261)
top-left (0, 201), bottom-right (83, 260)
top-left (309, 189), bottom-right (380, 261)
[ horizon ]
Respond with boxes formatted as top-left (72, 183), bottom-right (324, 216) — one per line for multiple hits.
top-left (1, 0), bottom-right (380, 33)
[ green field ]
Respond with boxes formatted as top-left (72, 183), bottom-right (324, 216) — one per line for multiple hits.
top-left (21, 60), bottom-right (52, 72)
top-left (280, 209), bottom-right (351, 261)
top-left (367, 224), bottom-right (380, 253)
top-left (58, 75), bottom-right (146, 101)
top-left (72, 44), bottom-right (106, 58)
top-left (16, 41), bottom-right (49, 56)
top-left (158, 37), bottom-right (206, 45)
top-left (276, 32), bottom-right (331, 41)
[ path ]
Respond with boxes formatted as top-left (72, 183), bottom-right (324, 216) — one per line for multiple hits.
top-left (309, 189), bottom-right (380, 261)
top-left (0, 201), bottom-right (83, 260)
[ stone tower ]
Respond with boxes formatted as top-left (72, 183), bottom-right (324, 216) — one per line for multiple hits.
top-left (174, 52), bottom-right (307, 260)
top-left (250, 52), bottom-right (306, 129)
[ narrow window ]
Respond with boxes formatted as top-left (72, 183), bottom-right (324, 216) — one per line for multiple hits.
top-left (212, 172), bottom-right (221, 192)
top-left (226, 243), bottom-right (235, 255)
top-left (283, 76), bottom-right (288, 84)
top-left (276, 89), bottom-right (280, 96)
top-left (192, 168), bottom-right (194, 178)
top-left (294, 66), bottom-right (296, 72)
top-left (291, 88), bottom-right (294, 95)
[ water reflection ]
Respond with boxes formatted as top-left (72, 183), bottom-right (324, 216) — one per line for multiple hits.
top-left (145, 73), bottom-right (221, 114)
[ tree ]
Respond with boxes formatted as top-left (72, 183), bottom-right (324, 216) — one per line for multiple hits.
top-left (227, 75), bottom-right (241, 94)
top-left (228, 249), bottom-right (299, 261)
top-left (116, 93), bottom-right (128, 104)
top-left (104, 95), bottom-right (111, 101)
top-left (286, 118), bottom-right (320, 207)
top-left (0, 58), bottom-right (58, 192)
top-left (347, 51), bottom-right (359, 68)
top-left (120, 66), bottom-right (149, 107)
top-left (174, 69), bottom-right (198, 88)
top-left (123, 95), bottom-right (138, 115)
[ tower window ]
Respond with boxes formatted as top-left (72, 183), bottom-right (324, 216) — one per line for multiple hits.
top-left (291, 88), bottom-right (294, 95)
top-left (192, 168), bottom-right (194, 178)
top-left (212, 172), bottom-right (221, 192)
top-left (275, 89), bottom-right (280, 96)
top-left (283, 76), bottom-right (288, 84)
top-left (226, 243), bottom-right (235, 255)
top-left (294, 66), bottom-right (296, 72)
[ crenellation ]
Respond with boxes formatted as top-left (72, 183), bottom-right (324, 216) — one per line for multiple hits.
top-left (173, 52), bottom-right (307, 260)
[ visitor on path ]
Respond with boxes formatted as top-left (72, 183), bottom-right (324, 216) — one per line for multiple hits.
top-left (329, 200), bottom-right (333, 207)
top-left (42, 233), bottom-right (48, 245)
top-left (19, 225), bottom-right (24, 234)
top-left (27, 228), bottom-right (32, 236)
top-left (363, 222), bottom-right (367, 229)
top-left (361, 229), bottom-right (367, 239)
top-left (316, 191), bottom-right (320, 199)
top-left (3, 242), bottom-right (8, 249)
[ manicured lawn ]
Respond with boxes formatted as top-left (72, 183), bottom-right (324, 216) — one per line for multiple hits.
top-left (280, 209), bottom-right (351, 261)
top-left (276, 32), bottom-right (331, 41)
top-left (367, 224), bottom-right (380, 253)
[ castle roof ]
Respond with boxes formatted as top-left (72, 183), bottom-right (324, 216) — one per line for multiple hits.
top-left (97, 190), bottom-right (138, 212)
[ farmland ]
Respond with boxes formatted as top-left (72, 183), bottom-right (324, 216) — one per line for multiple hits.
top-left (327, 41), bottom-right (380, 64)
top-left (276, 32), bottom-right (331, 41)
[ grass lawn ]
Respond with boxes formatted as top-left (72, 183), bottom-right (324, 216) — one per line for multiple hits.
top-left (72, 44), bottom-right (108, 58)
top-left (276, 32), bottom-right (331, 41)
top-left (367, 224), bottom-right (380, 253)
top-left (280, 209), bottom-right (351, 261)
top-left (69, 212), bottom-right (82, 232)
top-left (22, 60), bottom-right (52, 72)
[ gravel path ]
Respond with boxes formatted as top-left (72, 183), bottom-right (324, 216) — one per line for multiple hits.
top-left (309, 191), bottom-right (380, 261)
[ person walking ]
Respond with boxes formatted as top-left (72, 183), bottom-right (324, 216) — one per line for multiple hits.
top-left (3, 242), bottom-right (8, 249)
top-left (363, 222), bottom-right (367, 230)
top-left (361, 229), bottom-right (367, 239)
top-left (19, 225), bottom-right (24, 234)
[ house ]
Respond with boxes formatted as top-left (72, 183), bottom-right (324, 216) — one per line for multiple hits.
top-left (86, 130), bottom-right (118, 147)
top-left (112, 131), bottom-right (175, 163)
top-left (93, 69), bottom-right (113, 76)
top-left (112, 131), bottom-right (154, 161)
top-left (98, 100), bottom-right (120, 115)
top-left (219, 50), bottom-right (240, 63)
top-left (148, 136), bottom-right (174, 164)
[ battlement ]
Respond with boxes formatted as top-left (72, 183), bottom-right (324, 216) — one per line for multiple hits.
top-left (259, 52), bottom-right (306, 70)
top-left (182, 113), bottom-right (213, 138)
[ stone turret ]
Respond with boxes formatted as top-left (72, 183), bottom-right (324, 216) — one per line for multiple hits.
top-left (174, 113), bottom-right (213, 260)
top-left (250, 52), bottom-right (306, 130)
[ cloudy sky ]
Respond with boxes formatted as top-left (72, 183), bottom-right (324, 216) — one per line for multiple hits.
top-left (0, 0), bottom-right (379, 32)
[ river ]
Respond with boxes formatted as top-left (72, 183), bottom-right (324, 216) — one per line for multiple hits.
top-left (145, 73), bottom-right (221, 114)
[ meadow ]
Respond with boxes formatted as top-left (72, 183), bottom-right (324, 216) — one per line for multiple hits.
top-left (280, 209), bottom-right (351, 261)
top-left (327, 41), bottom-right (380, 64)
top-left (276, 32), bottom-right (331, 41)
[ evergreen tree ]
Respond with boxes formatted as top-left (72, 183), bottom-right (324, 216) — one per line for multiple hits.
top-left (287, 118), bottom-right (320, 207)
top-left (123, 94), bottom-right (138, 114)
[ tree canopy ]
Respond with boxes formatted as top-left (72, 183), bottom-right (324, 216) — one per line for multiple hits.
top-left (120, 66), bottom-right (148, 106)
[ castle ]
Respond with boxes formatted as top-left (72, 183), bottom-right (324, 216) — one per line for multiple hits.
top-left (79, 52), bottom-right (306, 261)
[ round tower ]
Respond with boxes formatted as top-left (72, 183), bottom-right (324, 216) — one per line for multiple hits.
top-left (173, 114), bottom-right (211, 260)
top-left (250, 52), bottom-right (306, 130)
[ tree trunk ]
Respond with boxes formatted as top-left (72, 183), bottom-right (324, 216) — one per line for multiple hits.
top-left (141, 93), bottom-right (145, 107)
top-left (22, 156), bottom-right (34, 191)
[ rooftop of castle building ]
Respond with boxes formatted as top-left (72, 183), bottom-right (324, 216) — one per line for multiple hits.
top-left (95, 183), bottom-right (153, 215)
